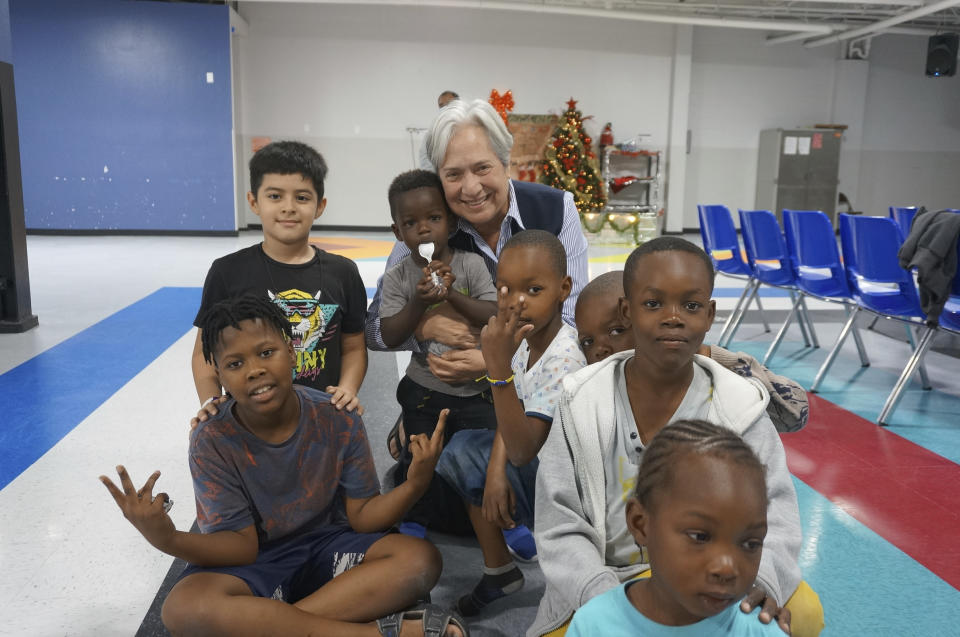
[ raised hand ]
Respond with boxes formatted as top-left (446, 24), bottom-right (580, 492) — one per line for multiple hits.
top-left (433, 261), bottom-right (456, 293)
top-left (480, 286), bottom-right (534, 378)
top-left (482, 466), bottom-right (517, 529)
top-left (99, 465), bottom-right (176, 551)
top-left (406, 409), bottom-right (449, 489)
top-left (416, 267), bottom-right (446, 304)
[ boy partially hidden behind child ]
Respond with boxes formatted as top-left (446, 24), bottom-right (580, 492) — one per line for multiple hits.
top-left (531, 238), bottom-right (823, 637)
top-left (574, 270), bottom-right (808, 433)
top-left (101, 296), bottom-right (467, 637)
top-left (379, 169), bottom-right (498, 534)
top-left (192, 141), bottom-right (368, 421)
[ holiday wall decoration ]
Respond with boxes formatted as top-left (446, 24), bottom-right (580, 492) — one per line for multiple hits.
top-left (489, 89), bottom-right (515, 125)
top-left (539, 98), bottom-right (605, 214)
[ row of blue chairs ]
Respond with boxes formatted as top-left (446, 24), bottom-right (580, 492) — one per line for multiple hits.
top-left (697, 204), bottom-right (960, 425)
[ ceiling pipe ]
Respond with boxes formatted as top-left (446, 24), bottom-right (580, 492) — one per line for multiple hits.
top-left (767, 22), bottom-right (942, 44)
top-left (790, 0), bottom-right (923, 5)
top-left (803, 0), bottom-right (960, 46)
top-left (767, 30), bottom-right (840, 45)
top-left (267, 0), bottom-right (838, 33)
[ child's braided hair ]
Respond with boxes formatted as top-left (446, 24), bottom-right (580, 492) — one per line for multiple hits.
top-left (633, 419), bottom-right (766, 512)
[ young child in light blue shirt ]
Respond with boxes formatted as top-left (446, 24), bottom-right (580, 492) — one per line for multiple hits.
top-left (567, 419), bottom-right (784, 637)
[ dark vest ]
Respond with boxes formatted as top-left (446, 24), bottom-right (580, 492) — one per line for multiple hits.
top-left (448, 180), bottom-right (565, 259)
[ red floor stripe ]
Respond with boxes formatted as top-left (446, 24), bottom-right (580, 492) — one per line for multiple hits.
top-left (781, 394), bottom-right (960, 590)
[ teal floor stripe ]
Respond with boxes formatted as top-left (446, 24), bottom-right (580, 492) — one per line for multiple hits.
top-left (732, 341), bottom-right (960, 465)
top-left (794, 478), bottom-right (960, 635)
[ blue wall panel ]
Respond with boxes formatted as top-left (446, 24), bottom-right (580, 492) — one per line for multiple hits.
top-left (0, 0), bottom-right (11, 64)
top-left (10, 0), bottom-right (234, 231)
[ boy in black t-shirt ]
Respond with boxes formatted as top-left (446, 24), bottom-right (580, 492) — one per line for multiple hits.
top-left (191, 141), bottom-right (368, 423)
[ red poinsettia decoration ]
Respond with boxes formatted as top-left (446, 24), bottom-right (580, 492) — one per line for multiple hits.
top-left (489, 89), bottom-right (515, 125)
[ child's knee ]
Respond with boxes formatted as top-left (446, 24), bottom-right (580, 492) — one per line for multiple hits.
top-left (161, 575), bottom-right (238, 636)
top-left (784, 580), bottom-right (824, 637)
top-left (162, 580), bottom-right (210, 636)
top-left (373, 534), bottom-right (443, 593)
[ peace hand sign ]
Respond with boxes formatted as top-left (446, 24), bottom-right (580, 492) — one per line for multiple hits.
top-left (480, 286), bottom-right (535, 378)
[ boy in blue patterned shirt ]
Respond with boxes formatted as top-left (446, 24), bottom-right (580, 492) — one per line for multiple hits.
top-left (101, 295), bottom-right (467, 637)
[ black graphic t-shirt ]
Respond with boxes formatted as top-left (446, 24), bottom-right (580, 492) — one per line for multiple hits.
top-left (194, 244), bottom-right (367, 392)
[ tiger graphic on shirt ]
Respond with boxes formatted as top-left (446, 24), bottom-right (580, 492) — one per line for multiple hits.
top-left (268, 288), bottom-right (339, 381)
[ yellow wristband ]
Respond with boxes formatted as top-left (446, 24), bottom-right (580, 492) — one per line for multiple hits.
top-left (486, 374), bottom-right (515, 387)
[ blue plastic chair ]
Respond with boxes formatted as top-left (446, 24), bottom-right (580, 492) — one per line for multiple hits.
top-left (697, 205), bottom-right (770, 341)
top-left (782, 209), bottom-right (870, 369)
top-left (873, 227), bottom-right (960, 424)
top-left (889, 206), bottom-right (921, 241)
top-left (813, 214), bottom-right (935, 424)
top-left (733, 209), bottom-right (818, 362)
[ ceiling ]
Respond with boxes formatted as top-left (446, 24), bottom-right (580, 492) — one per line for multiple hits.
top-left (239, 0), bottom-right (960, 49)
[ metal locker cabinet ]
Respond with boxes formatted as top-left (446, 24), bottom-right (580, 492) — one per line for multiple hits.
top-left (755, 128), bottom-right (842, 224)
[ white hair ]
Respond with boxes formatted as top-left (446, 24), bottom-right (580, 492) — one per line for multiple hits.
top-left (424, 99), bottom-right (513, 171)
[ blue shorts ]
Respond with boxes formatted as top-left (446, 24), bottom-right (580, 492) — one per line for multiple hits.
top-left (178, 525), bottom-right (385, 602)
top-left (434, 428), bottom-right (539, 528)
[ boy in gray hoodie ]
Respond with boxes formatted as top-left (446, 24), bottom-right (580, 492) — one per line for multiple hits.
top-left (530, 238), bottom-right (823, 637)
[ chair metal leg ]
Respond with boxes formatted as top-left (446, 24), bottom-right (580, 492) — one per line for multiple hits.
top-left (799, 295), bottom-right (819, 348)
top-left (810, 306), bottom-right (861, 393)
top-left (878, 326), bottom-right (937, 425)
top-left (720, 279), bottom-right (758, 348)
top-left (866, 315), bottom-right (879, 331)
top-left (791, 291), bottom-right (812, 348)
top-left (846, 304), bottom-right (870, 367)
top-left (753, 290), bottom-right (771, 333)
top-left (763, 292), bottom-right (802, 366)
top-left (904, 324), bottom-right (932, 389)
top-left (718, 281), bottom-right (752, 345)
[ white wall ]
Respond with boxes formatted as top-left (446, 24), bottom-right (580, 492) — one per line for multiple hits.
top-left (858, 35), bottom-right (960, 214)
top-left (233, 3), bottom-right (960, 229)
top-left (685, 28), bottom-right (838, 228)
top-left (234, 2), bottom-right (676, 227)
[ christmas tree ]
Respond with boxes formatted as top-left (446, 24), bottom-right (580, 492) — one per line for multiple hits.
top-left (539, 98), bottom-right (606, 215)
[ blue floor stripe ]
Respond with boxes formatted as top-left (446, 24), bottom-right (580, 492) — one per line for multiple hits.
top-left (0, 287), bottom-right (200, 490)
top-left (794, 478), bottom-right (960, 635)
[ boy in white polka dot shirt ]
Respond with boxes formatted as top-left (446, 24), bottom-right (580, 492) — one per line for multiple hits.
top-left (435, 230), bottom-right (587, 618)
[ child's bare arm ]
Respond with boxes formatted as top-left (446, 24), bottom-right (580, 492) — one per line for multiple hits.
top-left (380, 299), bottom-right (429, 347)
top-left (444, 292), bottom-right (497, 328)
top-left (481, 289), bottom-right (549, 466)
top-left (100, 465), bottom-right (258, 566)
top-left (326, 331), bottom-right (367, 413)
top-left (344, 410), bottom-right (448, 533)
top-left (190, 329), bottom-right (230, 428)
top-left (482, 431), bottom-right (517, 529)
top-left (380, 268), bottom-right (446, 347)
top-left (191, 329), bottom-right (222, 404)
top-left (489, 386), bottom-right (550, 467)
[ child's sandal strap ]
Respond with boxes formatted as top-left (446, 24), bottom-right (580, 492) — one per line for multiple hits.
top-left (375, 611), bottom-right (403, 637)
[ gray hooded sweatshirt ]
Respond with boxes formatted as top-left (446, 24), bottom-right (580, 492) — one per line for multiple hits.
top-left (528, 351), bottom-right (803, 637)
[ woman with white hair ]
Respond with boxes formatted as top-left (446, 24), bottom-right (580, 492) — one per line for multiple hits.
top-left (367, 99), bottom-right (588, 379)
top-left (365, 99), bottom-right (587, 572)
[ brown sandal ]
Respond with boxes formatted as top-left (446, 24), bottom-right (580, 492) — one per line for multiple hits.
top-left (387, 415), bottom-right (405, 461)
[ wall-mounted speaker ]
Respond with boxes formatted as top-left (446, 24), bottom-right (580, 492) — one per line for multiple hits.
top-left (926, 33), bottom-right (959, 77)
